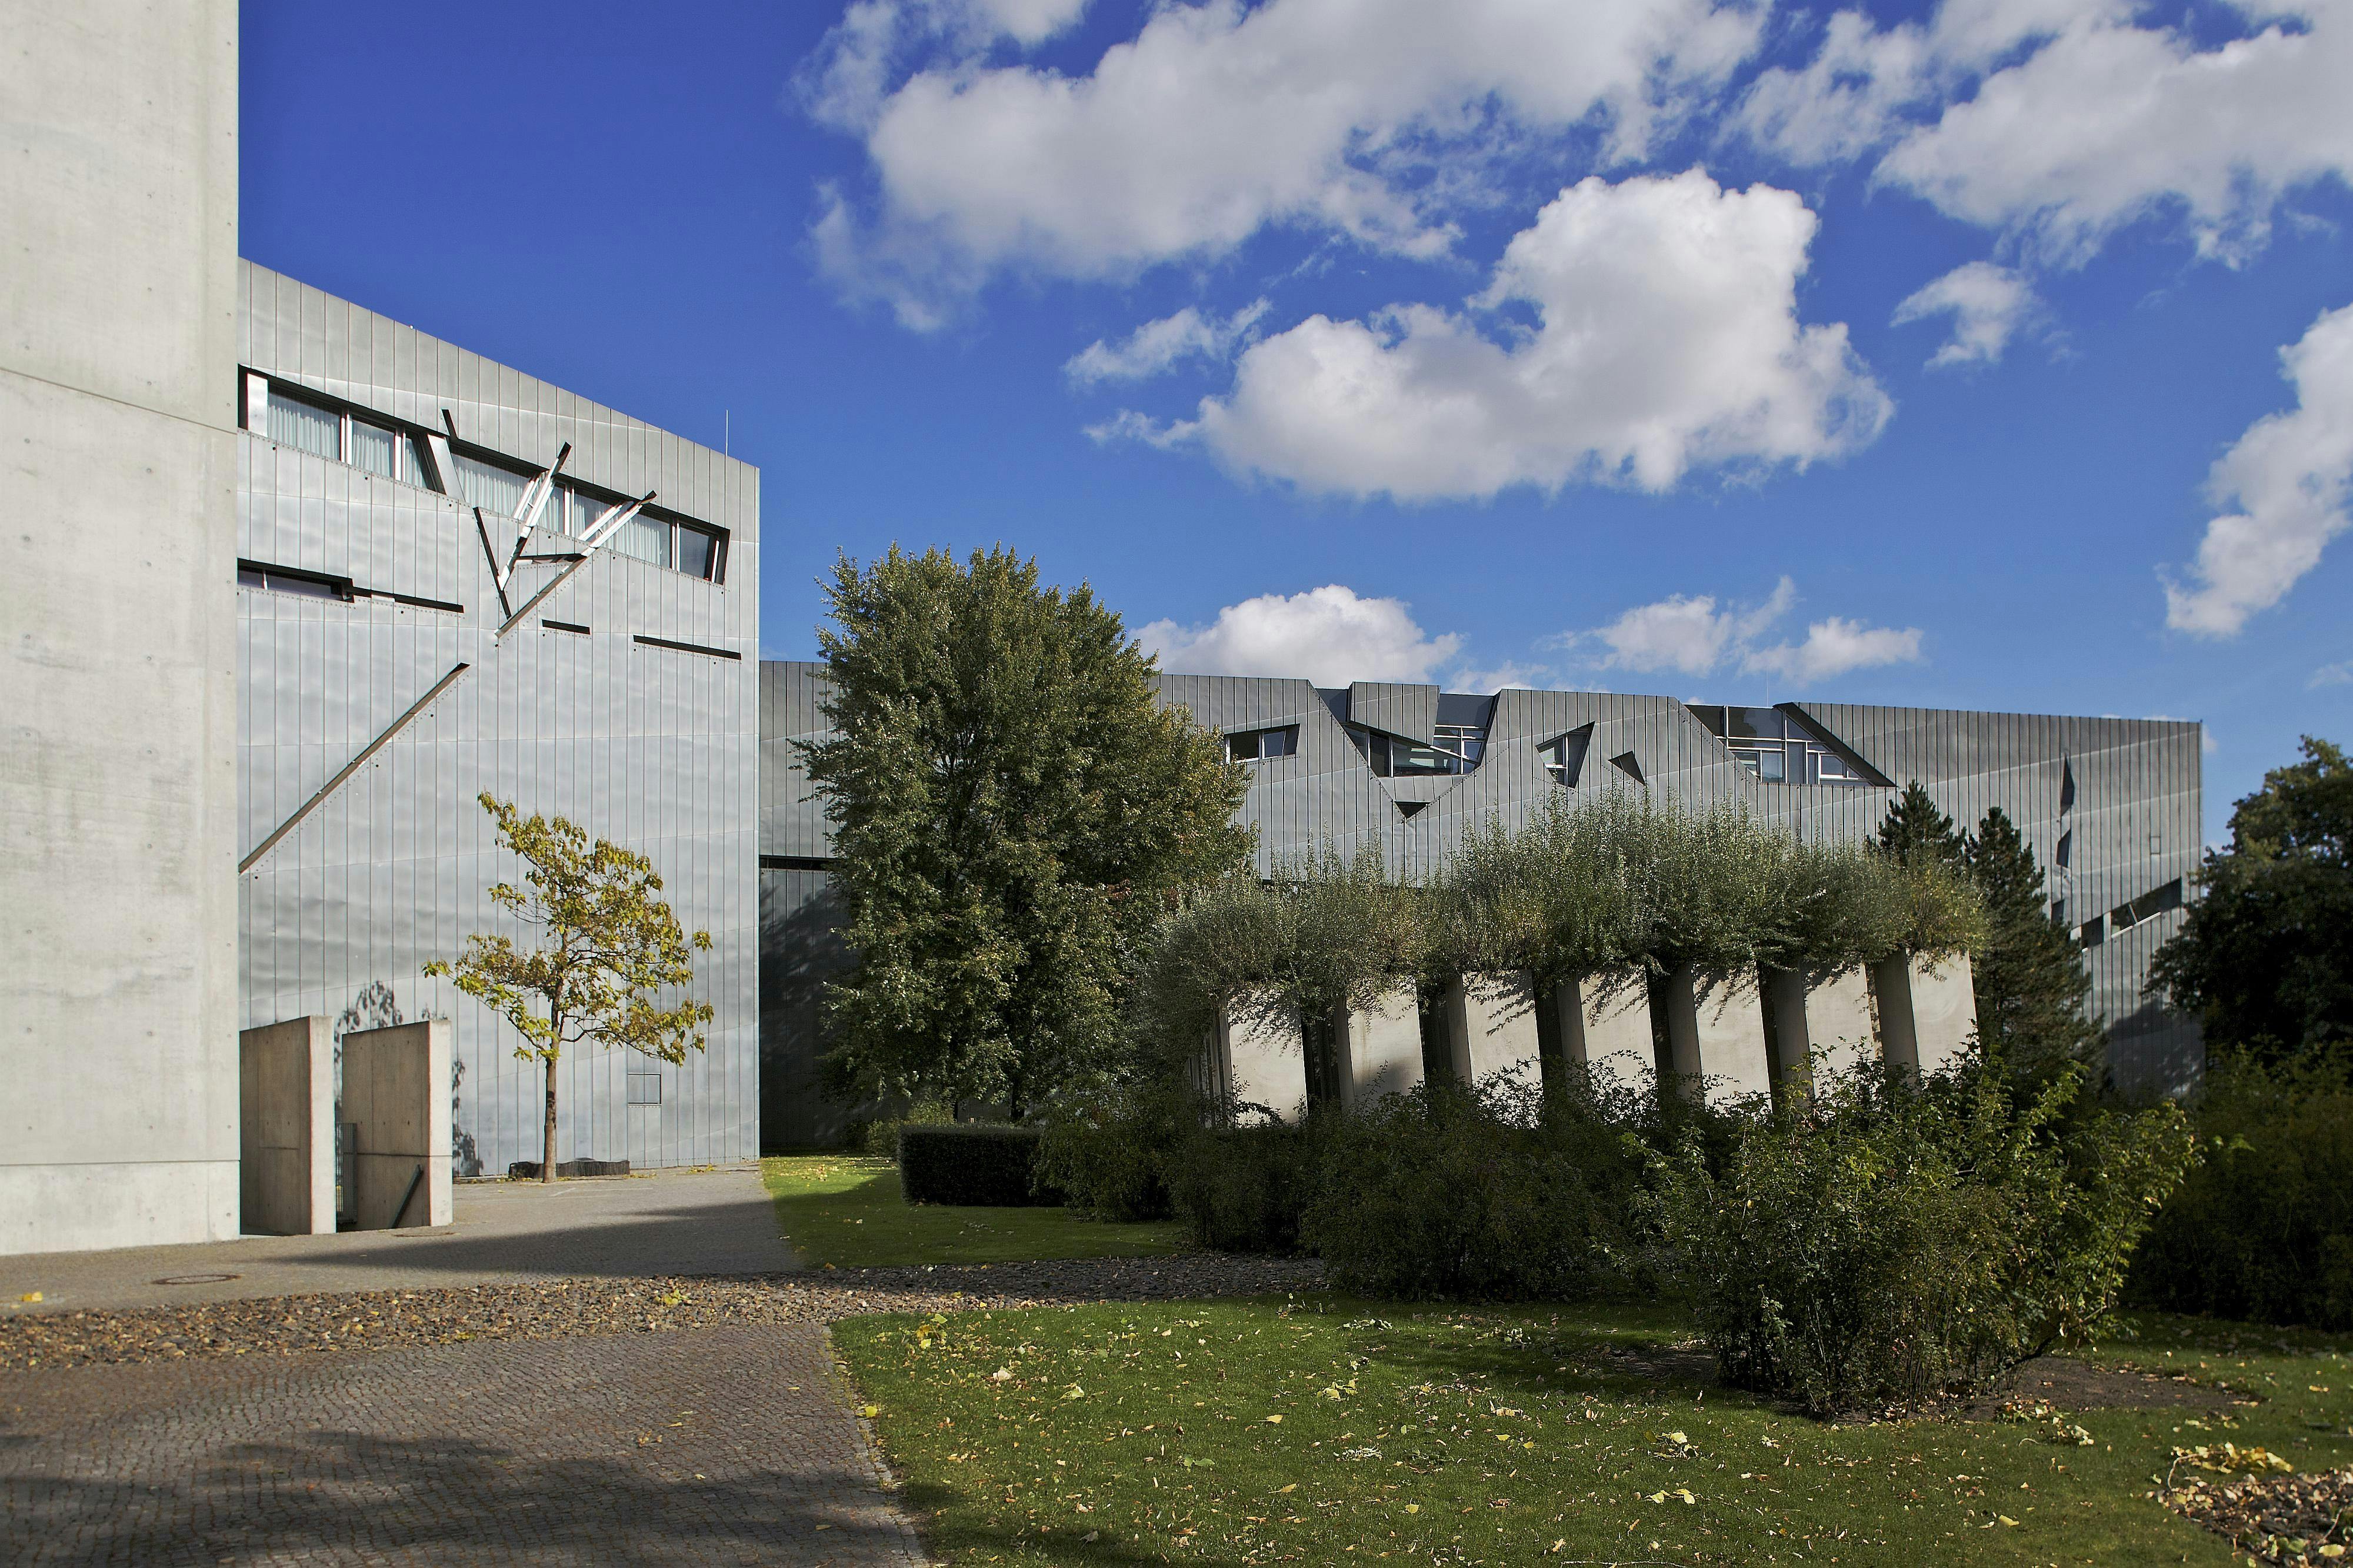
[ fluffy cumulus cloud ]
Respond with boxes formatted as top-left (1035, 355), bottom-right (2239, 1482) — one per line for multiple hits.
top-left (1891, 261), bottom-right (2045, 368)
top-left (806, 0), bottom-right (1763, 322)
top-left (1742, 0), bottom-right (2353, 268)
top-left (1111, 171), bottom-right (1887, 501)
top-left (1136, 585), bottom-right (1462, 686)
top-left (1574, 576), bottom-right (1923, 686)
top-left (2165, 301), bottom-right (2353, 637)
top-left (1064, 300), bottom-right (1269, 385)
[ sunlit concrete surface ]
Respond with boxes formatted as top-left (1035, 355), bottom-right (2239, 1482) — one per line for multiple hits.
top-left (0, 1165), bottom-right (795, 1315)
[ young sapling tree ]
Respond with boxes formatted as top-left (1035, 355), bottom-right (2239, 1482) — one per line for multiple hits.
top-left (426, 793), bottom-right (714, 1183)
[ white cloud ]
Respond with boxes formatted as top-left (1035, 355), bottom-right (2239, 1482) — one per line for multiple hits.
top-left (1877, 1), bottom-right (2353, 267)
top-left (2165, 300), bottom-right (2353, 637)
top-left (1572, 576), bottom-right (1922, 686)
top-left (1737, 0), bottom-right (2119, 166)
top-left (1891, 261), bottom-right (2045, 368)
top-left (1138, 585), bottom-right (1462, 686)
top-left (1744, 616), bottom-right (1926, 682)
top-left (1065, 300), bottom-right (1269, 386)
top-left (809, 0), bottom-right (1764, 321)
top-left (1110, 171), bottom-right (1887, 501)
top-left (2310, 662), bottom-right (2353, 689)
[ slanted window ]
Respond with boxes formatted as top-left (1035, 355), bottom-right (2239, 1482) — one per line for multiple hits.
top-left (349, 417), bottom-right (432, 488)
top-left (1227, 726), bottom-right (1299, 763)
top-left (2054, 830), bottom-right (2073, 869)
top-left (676, 525), bottom-right (719, 581)
top-left (1543, 726), bottom-right (1592, 788)
top-left (237, 561), bottom-right (353, 602)
top-left (264, 386), bottom-right (342, 461)
top-left (449, 451), bottom-right (533, 516)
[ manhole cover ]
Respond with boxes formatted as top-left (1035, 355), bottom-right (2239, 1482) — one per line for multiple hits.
top-left (151, 1273), bottom-right (240, 1285)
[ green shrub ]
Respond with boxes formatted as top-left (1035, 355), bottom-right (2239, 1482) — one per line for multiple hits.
top-left (1302, 1075), bottom-right (1648, 1300)
top-left (2129, 1053), bottom-right (2353, 1328)
top-left (1162, 1120), bottom-right (1327, 1253)
top-left (1647, 1059), bottom-right (2197, 1417)
top-left (1034, 1085), bottom-right (1177, 1222)
top-left (898, 1124), bottom-right (1061, 1207)
top-left (851, 1097), bottom-right (954, 1159)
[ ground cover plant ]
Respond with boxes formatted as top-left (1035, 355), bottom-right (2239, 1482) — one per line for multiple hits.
top-left (762, 1156), bottom-right (1183, 1269)
top-left (836, 1295), bottom-right (2353, 1567)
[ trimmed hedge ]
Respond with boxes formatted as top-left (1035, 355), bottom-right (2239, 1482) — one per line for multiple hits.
top-left (898, 1124), bottom-right (1062, 1207)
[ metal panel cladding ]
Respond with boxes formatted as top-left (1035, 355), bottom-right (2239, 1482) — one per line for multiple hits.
top-left (235, 264), bottom-right (760, 1175)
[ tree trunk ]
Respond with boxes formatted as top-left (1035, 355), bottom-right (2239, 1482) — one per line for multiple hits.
top-left (542, 1054), bottom-right (558, 1184)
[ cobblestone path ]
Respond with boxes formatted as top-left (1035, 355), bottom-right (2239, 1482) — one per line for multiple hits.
top-left (0, 1323), bottom-right (928, 1566)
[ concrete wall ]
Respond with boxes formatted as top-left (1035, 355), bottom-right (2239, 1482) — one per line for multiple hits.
top-left (1762, 967), bottom-right (1879, 1089)
top-left (1443, 973), bottom-right (1543, 1091)
top-left (1659, 968), bottom-right (1773, 1105)
top-left (0, 1), bottom-right (242, 1253)
top-left (1216, 996), bottom-right (1307, 1125)
top-left (238, 1017), bottom-right (334, 1236)
top-left (1875, 955), bottom-right (1978, 1076)
top-left (1337, 985), bottom-right (1424, 1109)
top-left (343, 1020), bottom-right (454, 1229)
top-left (1559, 976), bottom-right (1657, 1097)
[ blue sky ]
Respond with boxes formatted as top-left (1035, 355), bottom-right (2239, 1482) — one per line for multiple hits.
top-left (241, 0), bottom-right (2352, 839)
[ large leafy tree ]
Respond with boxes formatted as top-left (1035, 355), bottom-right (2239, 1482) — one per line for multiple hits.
top-left (425, 795), bottom-right (714, 1183)
top-left (2152, 736), bottom-right (2353, 1063)
top-left (1968, 806), bottom-right (2104, 1079)
top-left (802, 546), bottom-right (1253, 1112)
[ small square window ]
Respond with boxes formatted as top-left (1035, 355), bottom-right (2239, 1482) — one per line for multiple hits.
top-left (676, 526), bottom-right (717, 581)
top-left (1757, 747), bottom-right (1787, 783)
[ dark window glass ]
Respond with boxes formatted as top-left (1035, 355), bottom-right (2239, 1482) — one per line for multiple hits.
top-left (1262, 726), bottom-right (1296, 758)
top-left (1757, 746), bottom-right (1787, 783)
top-left (1688, 705), bottom-right (1728, 736)
top-left (1727, 706), bottom-right (1784, 740)
top-left (676, 527), bottom-right (716, 580)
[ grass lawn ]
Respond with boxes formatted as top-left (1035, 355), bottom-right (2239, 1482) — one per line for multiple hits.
top-left (836, 1294), bottom-right (2353, 1566)
top-left (761, 1156), bottom-right (1188, 1269)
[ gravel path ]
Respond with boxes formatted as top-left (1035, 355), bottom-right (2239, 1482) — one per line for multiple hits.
top-left (1, 1255), bottom-right (1325, 1373)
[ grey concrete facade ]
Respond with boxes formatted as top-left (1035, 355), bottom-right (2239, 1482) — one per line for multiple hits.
top-left (759, 662), bottom-right (2204, 1126)
top-left (235, 265), bottom-right (762, 1176)
top-left (1, 1), bottom-right (244, 1252)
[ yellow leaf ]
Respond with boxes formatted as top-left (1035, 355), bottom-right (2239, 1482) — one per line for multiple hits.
top-left (1667, 1432), bottom-right (1688, 1445)
top-left (16, 1292), bottom-right (39, 1304)
top-left (859, 1405), bottom-right (881, 1419)
top-left (1403, 1503), bottom-right (1419, 1514)
top-left (1275, 1484), bottom-right (1296, 1494)
top-left (1998, 1515), bottom-right (2019, 1527)
top-left (1265, 1414), bottom-right (1282, 1424)
top-left (1675, 1490), bottom-right (1695, 1504)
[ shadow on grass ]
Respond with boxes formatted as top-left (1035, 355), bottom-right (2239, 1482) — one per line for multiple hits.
top-left (762, 1157), bottom-right (1188, 1269)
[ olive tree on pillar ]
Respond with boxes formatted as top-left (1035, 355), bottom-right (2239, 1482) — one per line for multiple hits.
top-left (426, 793), bottom-right (714, 1183)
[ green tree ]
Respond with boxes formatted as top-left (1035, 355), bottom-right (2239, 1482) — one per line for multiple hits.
top-left (802, 546), bottom-right (1253, 1112)
top-left (2152, 736), bottom-right (2353, 1063)
top-left (1968, 806), bottom-right (2104, 1080)
top-left (425, 795), bottom-right (714, 1183)
top-left (1874, 780), bottom-right (1966, 870)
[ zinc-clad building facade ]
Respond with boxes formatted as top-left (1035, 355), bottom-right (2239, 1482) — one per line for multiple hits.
top-left (759, 662), bottom-right (2202, 1132)
top-left (236, 263), bottom-right (761, 1175)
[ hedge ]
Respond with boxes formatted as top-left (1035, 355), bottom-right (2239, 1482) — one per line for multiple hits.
top-left (897, 1124), bottom-right (1061, 1207)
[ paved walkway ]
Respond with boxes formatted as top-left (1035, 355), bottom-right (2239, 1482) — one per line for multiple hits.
top-left (0, 1165), bottom-right (797, 1314)
top-left (0, 1322), bottom-right (928, 1566)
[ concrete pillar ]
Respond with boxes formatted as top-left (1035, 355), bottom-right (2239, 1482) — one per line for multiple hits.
top-left (1761, 967), bottom-right (1879, 1090)
top-left (238, 1018), bottom-right (334, 1236)
top-left (1443, 972), bottom-right (1543, 1090)
top-left (1216, 995), bottom-right (1307, 1125)
top-left (341, 1020), bottom-right (453, 1230)
top-left (1336, 983), bottom-right (1424, 1109)
top-left (1659, 967), bottom-right (1772, 1105)
top-left (1872, 953), bottom-right (1978, 1076)
top-left (0, 0), bottom-right (241, 1255)
top-left (1558, 976), bottom-right (1657, 1097)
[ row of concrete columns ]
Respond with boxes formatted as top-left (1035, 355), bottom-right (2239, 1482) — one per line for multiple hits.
top-left (1207, 956), bottom-right (1979, 1123)
top-left (238, 1016), bottom-right (454, 1235)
